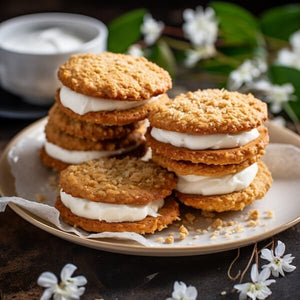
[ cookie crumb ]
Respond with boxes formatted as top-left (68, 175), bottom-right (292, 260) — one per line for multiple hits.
top-left (196, 228), bottom-right (202, 233)
top-left (201, 211), bottom-right (216, 218)
top-left (193, 235), bottom-right (199, 240)
top-left (264, 210), bottom-right (274, 219)
top-left (248, 209), bottom-right (259, 220)
top-left (234, 224), bottom-right (244, 233)
top-left (221, 291), bottom-right (227, 296)
top-left (227, 220), bottom-right (234, 226)
top-left (165, 236), bottom-right (174, 244)
top-left (156, 237), bottom-right (164, 243)
top-left (247, 220), bottom-right (260, 227)
top-left (212, 218), bottom-right (224, 229)
top-left (179, 225), bottom-right (189, 240)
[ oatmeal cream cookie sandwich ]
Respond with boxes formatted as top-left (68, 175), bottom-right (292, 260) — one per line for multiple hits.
top-left (55, 157), bottom-right (179, 234)
top-left (146, 89), bottom-right (272, 212)
top-left (56, 52), bottom-right (172, 125)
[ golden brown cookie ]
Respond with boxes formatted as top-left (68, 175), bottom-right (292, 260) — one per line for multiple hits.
top-left (48, 104), bottom-right (141, 140)
top-left (56, 91), bottom-right (168, 126)
top-left (55, 196), bottom-right (180, 234)
top-left (146, 126), bottom-right (269, 165)
top-left (151, 150), bottom-right (263, 176)
top-left (59, 157), bottom-right (177, 205)
top-left (45, 120), bottom-right (143, 151)
top-left (148, 89), bottom-right (267, 134)
top-left (58, 52), bottom-right (172, 100)
top-left (40, 143), bottom-right (147, 172)
top-left (175, 161), bottom-right (272, 212)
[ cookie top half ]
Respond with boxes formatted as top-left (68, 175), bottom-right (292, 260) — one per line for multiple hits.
top-left (59, 157), bottom-right (177, 205)
top-left (58, 52), bottom-right (172, 101)
top-left (148, 89), bottom-right (268, 134)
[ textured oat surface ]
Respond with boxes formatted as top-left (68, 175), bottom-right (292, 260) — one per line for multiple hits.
top-left (45, 120), bottom-right (143, 151)
top-left (58, 52), bottom-right (172, 100)
top-left (148, 89), bottom-right (268, 134)
top-left (146, 126), bottom-right (269, 165)
top-left (59, 157), bottom-right (177, 204)
top-left (55, 196), bottom-right (180, 234)
top-left (49, 104), bottom-right (141, 140)
top-left (56, 92), bottom-right (168, 125)
top-left (176, 161), bottom-right (272, 212)
top-left (151, 150), bottom-right (263, 176)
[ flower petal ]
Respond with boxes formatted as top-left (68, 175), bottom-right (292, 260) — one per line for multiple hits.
top-left (282, 263), bottom-right (296, 273)
top-left (60, 263), bottom-right (77, 281)
top-left (186, 286), bottom-right (198, 299)
top-left (250, 264), bottom-right (259, 282)
top-left (37, 272), bottom-right (58, 287)
top-left (40, 287), bottom-right (55, 300)
top-left (260, 249), bottom-right (273, 262)
top-left (72, 275), bottom-right (88, 286)
top-left (258, 267), bottom-right (271, 282)
top-left (275, 240), bottom-right (285, 257)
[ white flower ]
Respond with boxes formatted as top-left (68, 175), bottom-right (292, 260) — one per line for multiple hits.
top-left (261, 240), bottom-right (296, 277)
top-left (227, 58), bottom-right (267, 90)
top-left (276, 30), bottom-right (300, 70)
top-left (234, 264), bottom-right (275, 300)
top-left (141, 14), bottom-right (164, 46)
top-left (184, 45), bottom-right (216, 67)
top-left (37, 263), bottom-right (87, 300)
top-left (166, 281), bottom-right (198, 300)
top-left (127, 44), bottom-right (144, 57)
top-left (183, 6), bottom-right (218, 47)
top-left (272, 116), bottom-right (286, 127)
top-left (250, 80), bottom-right (295, 113)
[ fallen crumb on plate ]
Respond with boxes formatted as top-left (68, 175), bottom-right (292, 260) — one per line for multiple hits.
top-left (247, 220), bottom-right (260, 227)
top-left (165, 236), bottom-right (174, 244)
top-left (156, 237), bottom-right (164, 243)
top-left (35, 193), bottom-right (47, 203)
top-left (264, 210), bottom-right (275, 219)
top-left (201, 211), bottom-right (216, 218)
top-left (184, 213), bottom-right (196, 224)
top-left (248, 209), bottom-right (259, 220)
top-left (221, 291), bottom-right (227, 296)
top-left (212, 218), bottom-right (224, 229)
top-left (179, 225), bottom-right (189, 240)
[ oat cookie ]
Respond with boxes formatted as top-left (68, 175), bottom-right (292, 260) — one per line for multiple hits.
top-left (59, 157), bottom-right (177, 205)
top-left (148, 89), bottom-right (267, 134)
top-left (58, 52), bottom-right (172, 100)
top-left (55, 196), bottom-right (179, 234)
top-left (56, 91), bottom-right (168, 125)
top-left (146, 126), bottom-right (269, 165)
top-left (175, 161), bottom-right (272, 212)
top-left (151, 150), bottom-right (263, 176)
top-left (49, 104), bottom-right (141, 140)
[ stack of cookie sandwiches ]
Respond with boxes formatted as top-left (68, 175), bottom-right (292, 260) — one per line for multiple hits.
top-left (40, 52), bottom-right (172, 170)
top-left (55, 157), bottom-right (180, 234)
top-left (147, 89), bottom-right (272, 212)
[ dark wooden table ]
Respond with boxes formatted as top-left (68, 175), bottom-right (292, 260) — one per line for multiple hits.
top-left (0, 93), bottom-right (299, 300)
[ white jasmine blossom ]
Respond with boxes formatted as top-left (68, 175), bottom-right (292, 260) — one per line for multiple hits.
top-left (37, 263), bottom-right (87, 300)
top-left (184, 45), bottom-right (216, 67)
top-left (261, 240), bottom-right (296, 277)
top-left (141, 14), bottom-right (164, 46)
top-left (276, 30), bottom-right (300, 70)
top-left (183, 6), bottom-right (218, 47)
top-left (271, 116), bottom-right (286, 127)
top-left (127, 44), bottom-right (144, 57)
top-left (234, 264), bottom-right (275, 300)
top-left (250, 80), bottom-right (295, 113)
top-left (166, 281), bottom-right (198, 300)
top-left (227, 58), bottom-right (267, 90)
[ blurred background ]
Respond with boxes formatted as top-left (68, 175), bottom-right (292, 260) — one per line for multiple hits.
top-left (0, 0), bottom-right (299, 24)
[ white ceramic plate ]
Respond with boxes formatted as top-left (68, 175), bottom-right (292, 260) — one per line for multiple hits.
top-left (0, 118), bottom-right (299, 256)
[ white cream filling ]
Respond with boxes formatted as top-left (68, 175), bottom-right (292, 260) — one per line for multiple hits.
top-left (176, 163), bottom-right (258, 196)
top-left (60, 85), bottom-right (159, 115)
top-left (150, 127), bottom-right (259, 150)
top-left (44, 140), bottom-right (133, 164)
top-left (60, 190), bottom-right (164, 222)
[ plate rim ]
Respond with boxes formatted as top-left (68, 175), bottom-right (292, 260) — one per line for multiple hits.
top-left (1, 118), bottom-right (300, 256)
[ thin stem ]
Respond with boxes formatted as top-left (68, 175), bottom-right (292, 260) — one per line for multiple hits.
top-left (239, 243), bottom-right (257, 283)
top-left (283, 102), bottom-right (300, 134)
top-left (227, 248), bottom-right (241, 281)
top-left (163, 25), bottom-right (184, 38)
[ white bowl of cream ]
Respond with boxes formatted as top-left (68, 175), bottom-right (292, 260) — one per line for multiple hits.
top-left (0, 13), bottom-right (108, 105)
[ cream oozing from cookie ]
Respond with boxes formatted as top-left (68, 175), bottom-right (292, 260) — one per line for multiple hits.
top-left (60, 85), bottom-right (160, 115)
top-left (60, 190), bottom-right (164, 222)
top-left (176, 163), bottom-right (258, 195)
top-left (150, 127), bottom-right (259, 150)
top-left (44, 140), bottom-right (135, 164)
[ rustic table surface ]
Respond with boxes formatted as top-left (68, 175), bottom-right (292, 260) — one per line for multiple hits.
top-left (0, 88), bottom-right (299, 300)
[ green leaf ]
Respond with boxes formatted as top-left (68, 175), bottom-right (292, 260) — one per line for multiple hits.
top-left (218, 46), bottom-right (266, 61)
top-left (107, 9), bottom-right (147, 53)
top-left (260, 4), bottom-right (300, 41)
top-left (211, 1), bottom-right (261, 47)
top-left (269, 65), bottom-right (300, 117)
top-left (148, 40), bottom-right (177, 77)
